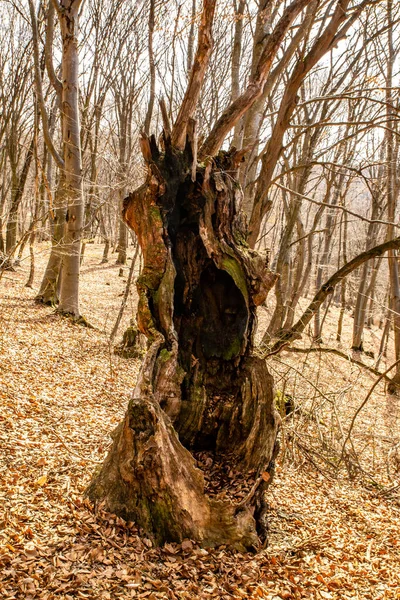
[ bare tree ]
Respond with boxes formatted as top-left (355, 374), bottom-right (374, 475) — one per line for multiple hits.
top-left (88, 0), bottom-right (376, 549)
top-left (3, 0), bottom-right (400, 551)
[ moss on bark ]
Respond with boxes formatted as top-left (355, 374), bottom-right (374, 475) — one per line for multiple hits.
top-left (87, 133), bottom-right (278, 548)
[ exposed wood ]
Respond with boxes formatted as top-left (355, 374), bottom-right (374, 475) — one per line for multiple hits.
top-left (88, 134), bottom-right (279, 548)
top-left (159, 97), bottom-right (172, 137)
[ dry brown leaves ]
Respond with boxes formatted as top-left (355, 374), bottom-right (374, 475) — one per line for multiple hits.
top-left (0, 244), bottom-right (400, 599)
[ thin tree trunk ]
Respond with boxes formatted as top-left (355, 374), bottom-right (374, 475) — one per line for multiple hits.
top-left (385, 0), bottom-right (400, 392)
top-left (313, 177), bottom-right (345, 342)
top-left (57, 0), bottom-right (85, 318)
top-left (36, 174), bottom-right (66, 305)
top-left (30, 0), bottom-right (65, 304)
top-left (376, 305), bottom-right (391, 370)
top-left (25, 169), bottom-right (40, 289)
top-left (337, 211), bottom-right (348, 342)
top-left (0, 151), bottom-right (8, 253)
top-left (240, 0), bottom-right (275, 218)
top-left (268, 235), bottom-right (400, 354)
top-left (351, 181), bottom-right (383, 348)
top-left (5, 134), bottom-right (35, 257)
top-left (110, 243), bottom-right (140, 342)
top-left (187, 0), bottom-right (196, 74)
top-left (365, 257), bottom-right (382, 327)
top-left (99, 206), bottom-right (110, 264)
top-left (247, 0), bottom-right (353, 247)
top-left (143, 0), bottom-right (155, 136)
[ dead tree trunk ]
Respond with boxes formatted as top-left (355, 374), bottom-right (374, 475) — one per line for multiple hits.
top-left (87, 132), bottom-right (278, 550)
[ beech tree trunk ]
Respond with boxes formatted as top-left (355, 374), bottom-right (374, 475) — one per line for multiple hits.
top-left (385, 0), bottom-right (400, 393)
top-left (5, 134), bottom-right (35, 257)
top-left (56, 0), bottom-right (84, 317)
top-left (35, 175), bottom-right (66, 305)
top-left (88, 132), bottom-right (279, 550)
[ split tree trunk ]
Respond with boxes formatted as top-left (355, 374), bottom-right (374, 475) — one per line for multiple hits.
top-left (88, 133), bottom-right (279, 550)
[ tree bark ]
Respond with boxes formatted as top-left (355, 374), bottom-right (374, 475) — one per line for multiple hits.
top-left (30, 0), bottom-right (65, 302)
top-left (35, 174), bottom-right (66, 305)
top-left (248, 0), bottom-right (352, 247)
top-left (337, 211), bottom-right (348, 342)
top-left (56, 0), bottom-right (85, 317)
top-left (385, 0), bottom-right (400, 393)
top-left (200, 0), bottom-right (314, 161)
top-left (5, 133), bottom-right (35, 256)
top-left (231, 0), bottom-right (246, 149)
top-left (88, 133), bottom-right (278, 549)
top-left (143, 0), bottom-right (155, 136)
top-left (99, 206), bottom-right (110, 263)
top-left (171, 0), bottom-right (217, 149)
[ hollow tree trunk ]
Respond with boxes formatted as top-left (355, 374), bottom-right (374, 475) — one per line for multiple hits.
top-left (87, 133), bottom-right (278, 550)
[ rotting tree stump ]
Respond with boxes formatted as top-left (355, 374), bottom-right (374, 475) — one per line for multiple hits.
top-left (87, 131), bottom-right (279, 550)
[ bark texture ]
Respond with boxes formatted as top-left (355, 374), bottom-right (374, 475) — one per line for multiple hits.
top-left (88, 133), bottom-right (278, 549)
top-left (56, 0), bottom-right (84, 317)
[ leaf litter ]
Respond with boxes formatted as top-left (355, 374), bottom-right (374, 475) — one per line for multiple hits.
top-left (0, 243), bottom-right (399, 599)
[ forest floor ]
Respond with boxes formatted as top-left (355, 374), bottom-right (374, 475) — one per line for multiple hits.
top-left (1, 243), bottom-right (400, 600)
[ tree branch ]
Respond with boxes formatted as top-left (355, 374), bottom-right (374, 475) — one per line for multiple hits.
top-left (338, 358), bottom-right (400, 466)
top-left (269, 235), bottom-right (400, 353)
top-left (144, 0), bottom-right (155, 136)
top-left (45, 1), bottom-right (62, 96)
top-left (199, 0), bottom-right (313, 159)
top-left (274, 181), bottom-right (399, 229)
top-left (28, 0), bottom-right (64, 170)
top-left (171, 0), bottom-right (217, 149)
top-left (248, 0), bottom-right (353, 246)
top-left (51, 0), bottom-right (62, 14)
top-left (285, 346), bottom-right (391, 381)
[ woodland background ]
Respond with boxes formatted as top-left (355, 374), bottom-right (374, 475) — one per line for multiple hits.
top-left (1, 0), bottom-right (400, 598)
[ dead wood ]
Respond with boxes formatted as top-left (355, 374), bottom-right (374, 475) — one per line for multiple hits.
top-left (88, 133), bottom-right (279, 549)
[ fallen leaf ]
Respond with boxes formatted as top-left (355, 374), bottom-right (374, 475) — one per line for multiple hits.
top-left (181, 539), bottom-right (193, 552)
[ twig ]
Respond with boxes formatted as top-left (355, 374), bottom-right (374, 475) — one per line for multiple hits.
top-left (338, 358), bottom-right (400, 467)
top-left (376, 484), bottom-right (400, 497)
top-left (49, 427), bottom-right (102, 464)
top-left (269, 234), bottom-right (400, 353)
top-left (235, 476), bottom-right (263, 509)
top-left (274, 181), bottom-right (400, 229)
top-left (286, 346), bottom-right (391, 381)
